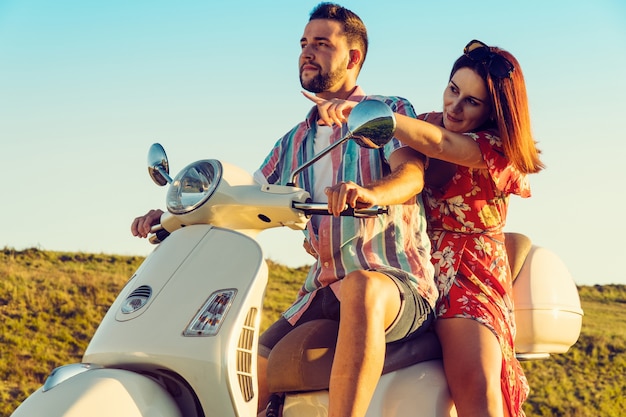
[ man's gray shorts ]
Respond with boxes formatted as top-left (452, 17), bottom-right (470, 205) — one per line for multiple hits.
top-left (259, 267), bottom-right (434, 358)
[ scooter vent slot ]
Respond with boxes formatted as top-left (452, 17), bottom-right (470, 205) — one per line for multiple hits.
top-left (128, 285), bottom-right (152, 298)
top-left (236, 307), bottom-right (258, 402)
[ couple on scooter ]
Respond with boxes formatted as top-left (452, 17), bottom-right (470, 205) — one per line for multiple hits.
top-left (131, 3), bottom-right (543, 417)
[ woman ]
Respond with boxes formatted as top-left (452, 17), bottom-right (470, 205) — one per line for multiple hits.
top-left (305, 39), bottom-right (543, 417)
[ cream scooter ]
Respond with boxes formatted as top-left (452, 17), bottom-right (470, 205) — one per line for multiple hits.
top-left (10, 100), bottom-right (583, 417)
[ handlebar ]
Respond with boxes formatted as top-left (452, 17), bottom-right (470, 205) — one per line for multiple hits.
top-left (148, 225), bottom-right (170, 244)
top-left (293, 202), bottom-right (388, 217)
top-left (147, 202), bottom-right (388, 244)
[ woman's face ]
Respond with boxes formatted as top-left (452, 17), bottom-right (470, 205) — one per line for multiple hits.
top-left (442, 67), bottom-right (492, 133)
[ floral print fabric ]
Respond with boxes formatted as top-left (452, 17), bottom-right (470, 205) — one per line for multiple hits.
top-left (420, 112), bottom-right (531, 417)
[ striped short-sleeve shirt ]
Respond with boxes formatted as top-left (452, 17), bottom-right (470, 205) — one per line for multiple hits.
top-left (256, 87), bottom-right (437, 324)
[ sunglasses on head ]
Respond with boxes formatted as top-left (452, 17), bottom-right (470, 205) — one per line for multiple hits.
top-left (463, 39), bottom-right (514, 79)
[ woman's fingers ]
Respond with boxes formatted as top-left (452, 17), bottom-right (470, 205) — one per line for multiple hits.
top-left (301, 90), bottom-right (322, 104)
top-left (301, 91), bottom-right (353, 127)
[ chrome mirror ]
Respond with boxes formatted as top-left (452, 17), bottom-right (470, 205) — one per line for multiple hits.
top-left (289, 99), bottom-right (396, 185)
top-left (147, 143), bottom-right (173, 186)
top-left (346, 99), bottom-right (396, 149)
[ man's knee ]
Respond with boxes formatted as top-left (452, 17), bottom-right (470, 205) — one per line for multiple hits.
top-left (341, 270), bottom-right (401, 322)
top-left (342, 270), bottom-right (395, 297)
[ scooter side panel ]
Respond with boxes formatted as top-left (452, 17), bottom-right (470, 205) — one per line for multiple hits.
top-left (83, 225), bottom-right (267, 417)
top-left (282, 361), bottom-right (457, 417)
top-left (11, 368), bottom-right (181, 417)
top-left (366, 360), bottom-right (457, 417)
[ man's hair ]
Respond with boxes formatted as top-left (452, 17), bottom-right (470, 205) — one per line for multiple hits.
top-left (309, 2), bottom-right (368, 67)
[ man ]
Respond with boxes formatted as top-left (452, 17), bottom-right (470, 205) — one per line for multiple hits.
top-left (132, 4), bottom-right (437, 417)
top-left (253, 4), bottom-right (437, 417)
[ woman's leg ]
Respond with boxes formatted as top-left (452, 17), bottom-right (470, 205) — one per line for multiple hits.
top-left (436, 317), bottom-right (507, 417)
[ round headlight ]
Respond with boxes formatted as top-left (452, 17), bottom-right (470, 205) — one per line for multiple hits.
top-left (166, 160), bottom-right (222, 214)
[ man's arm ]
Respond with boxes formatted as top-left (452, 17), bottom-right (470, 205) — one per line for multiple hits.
top-left (367, 146), bottom-right (426, 204)
top-left (325, 146), bottom-right (426, 216)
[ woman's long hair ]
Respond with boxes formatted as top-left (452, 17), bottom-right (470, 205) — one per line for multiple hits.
top-left (451, 50), bottom-right (544, 174)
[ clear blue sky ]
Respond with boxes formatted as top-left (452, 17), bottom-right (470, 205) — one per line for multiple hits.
top-left (1, 0), bottom-right (625, 286)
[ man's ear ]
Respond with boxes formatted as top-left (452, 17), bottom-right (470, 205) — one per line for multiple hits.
top-left (347, 49), bottom-right (362, 69)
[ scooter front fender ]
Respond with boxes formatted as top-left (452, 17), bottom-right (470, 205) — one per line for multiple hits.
top-left (11, 365), bottom-right (181, 417)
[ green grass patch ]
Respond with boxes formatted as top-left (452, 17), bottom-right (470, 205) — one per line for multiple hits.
top-left (0, 247), bottom-right (623, 417)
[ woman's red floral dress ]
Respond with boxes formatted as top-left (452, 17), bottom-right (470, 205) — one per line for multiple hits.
top-left (421, 113), bottom-right (532, 417)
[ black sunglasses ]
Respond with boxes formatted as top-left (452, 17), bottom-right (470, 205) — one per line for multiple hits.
top-left (463, 39), bottom-right (514, 79)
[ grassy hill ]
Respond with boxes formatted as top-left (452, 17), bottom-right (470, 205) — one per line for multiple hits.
top-left (0, 247), bottom-right (624, 417)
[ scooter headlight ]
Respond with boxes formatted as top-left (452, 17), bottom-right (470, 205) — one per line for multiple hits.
top-left (166, 160), bottom-right (222, 214)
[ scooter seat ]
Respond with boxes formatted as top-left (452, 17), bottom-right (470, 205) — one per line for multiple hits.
top-left (266, 319), bottom-right (442, 393)
top-left (266, 233), bottom-right (531, 393)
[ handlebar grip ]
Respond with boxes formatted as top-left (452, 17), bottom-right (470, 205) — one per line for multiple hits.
top-left (343, 206), bottom-right (389, 217)
top-left (148, 228), bottom-right (171, 244)
top-left (293, 202), bottom-right (388, 217)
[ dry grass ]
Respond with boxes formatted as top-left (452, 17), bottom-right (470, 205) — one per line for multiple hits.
top-left (0, 247), bottom-right (623, 417)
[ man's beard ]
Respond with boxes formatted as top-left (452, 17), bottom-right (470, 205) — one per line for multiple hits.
top-left (300, 66), bottom-right (346, 93)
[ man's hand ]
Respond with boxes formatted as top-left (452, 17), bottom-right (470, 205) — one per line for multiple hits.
top-left (303, 238), bottom-right (318, 258)
top-left (131, 209), bottom-right (164, 238)
top-left (325, 181), bottom-right (375, 217)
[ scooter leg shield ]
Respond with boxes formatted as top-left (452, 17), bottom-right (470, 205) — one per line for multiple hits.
top-left (11, 367), bottom-right (181, 417)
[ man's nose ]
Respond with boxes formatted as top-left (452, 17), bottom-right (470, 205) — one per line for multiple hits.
top-left (301, 44), bottom-right (314, 59)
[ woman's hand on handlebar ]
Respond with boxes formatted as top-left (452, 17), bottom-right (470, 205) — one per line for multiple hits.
top-left (131, 209), bottom-right (164, 238)
top-left (302, 91), bottom-right (358, 127)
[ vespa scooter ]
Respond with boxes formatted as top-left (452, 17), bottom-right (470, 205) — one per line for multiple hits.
top-left (10, 100), bottom-right (583, 417)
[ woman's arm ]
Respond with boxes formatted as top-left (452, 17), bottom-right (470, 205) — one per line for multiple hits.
top-left (303, 91), bottom-right (487, 169)
top-left (394, 113), bottom-right (486, 169)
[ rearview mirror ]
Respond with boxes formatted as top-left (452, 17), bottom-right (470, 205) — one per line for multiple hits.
top-left (346, 99), bottom-right (396, 149)
top-left (289, 99), bottom-right (396, 185)
top-left (147, 143), bottom-right (172, 186)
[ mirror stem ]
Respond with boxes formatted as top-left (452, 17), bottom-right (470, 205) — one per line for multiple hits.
top-left (288, 135), bottom-right (351, 186)
top-left (157, 166), bottom-right (174, 184)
